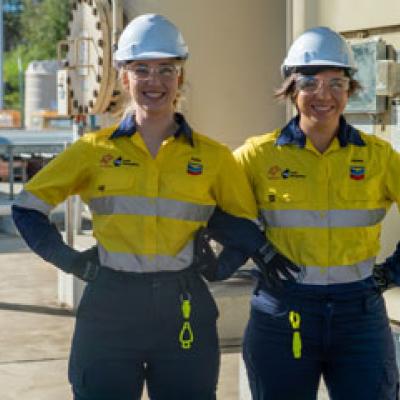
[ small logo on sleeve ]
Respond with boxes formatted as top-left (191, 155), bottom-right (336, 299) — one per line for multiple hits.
top-left (350, 166), bottom-right (365, 180)
top-left (187, 157), bottom-right (203, 175)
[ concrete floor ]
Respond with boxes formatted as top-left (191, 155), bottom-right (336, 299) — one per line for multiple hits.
top-left (0, 234), bottom-right (245, 400)
top-left (0, 232), bottom-right (334, 400)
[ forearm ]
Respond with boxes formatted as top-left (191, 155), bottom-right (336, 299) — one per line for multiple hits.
top-left (206, 207), bottom-right (301, 287)
top-left (207, 207), bottom-right (265, 255)
top-left (214, 247), bottom-right (249, 280)
top-left (376, 242), bottom-right (400, 288)
top-left (12, 205), bottom-right (79, 272)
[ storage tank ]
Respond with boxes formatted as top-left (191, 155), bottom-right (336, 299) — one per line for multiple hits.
top-left (25, 60), bottom-right (59, 129)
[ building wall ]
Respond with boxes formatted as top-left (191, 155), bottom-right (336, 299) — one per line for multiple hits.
top-left (318, 0), bottom-right (400, 32)
top-left (122, 0), bottom-right (287, 149)
top-left (288, 0), bottom-right (400, 34)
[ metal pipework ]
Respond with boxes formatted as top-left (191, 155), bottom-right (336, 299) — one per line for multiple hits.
top-left (112, 0), bottom-right (123, 52)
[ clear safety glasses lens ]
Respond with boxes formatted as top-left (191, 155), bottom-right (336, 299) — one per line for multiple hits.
top-left (295, 75), bottom-right (350, 94)
top-left (125, 63), bottom-right (181, 80)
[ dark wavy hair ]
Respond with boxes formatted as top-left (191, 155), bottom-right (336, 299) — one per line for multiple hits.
top-left (274, 66), bottom-right (362, 103)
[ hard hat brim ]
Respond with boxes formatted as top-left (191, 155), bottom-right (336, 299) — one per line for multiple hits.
top-left (285, 59), bottom-right (356, 70)
top-left (282, 60), bottom-right (357, 78)
top-left (114, 49), bottom-right (188, 62)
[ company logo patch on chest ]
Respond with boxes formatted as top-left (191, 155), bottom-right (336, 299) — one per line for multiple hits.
top-left (100, 153), bottom-right (114, 167)
top-left (349, 165), bottom-right (365, 180)
top-left (187, 157), bottom-right (203, 175)
top-left (267, 165), bottom-right (282, 179)
top-left (113, 157), bottom-right (139, 167)
top-left (99, 154), bottom-right (139, 168)
top-left (267, 165), bottom-right (306, 180)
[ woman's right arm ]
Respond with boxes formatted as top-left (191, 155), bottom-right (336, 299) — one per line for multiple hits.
top-left (202, 142), bottom-right (300, 285)
top-left (12, 139), bottom-right (100, 281)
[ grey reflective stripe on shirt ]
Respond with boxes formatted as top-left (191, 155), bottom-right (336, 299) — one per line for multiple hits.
top-left (261, 208), bottom-right (386, 228)
top-left (13, 190), bottom-right (54, 215)
top-left (89, 195), bottom-right (215, 222)
top-left (98, 241), bottom-right (194, 273)
top-left (295, 257), bottom-right (376, 285)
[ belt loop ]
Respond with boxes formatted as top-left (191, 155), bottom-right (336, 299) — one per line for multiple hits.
top-left (363, 291), bottom-right (377, 313)
top-left (363, 294), bottom-right (368, 313)
top-left (254, 280), bottom-right (261, 295)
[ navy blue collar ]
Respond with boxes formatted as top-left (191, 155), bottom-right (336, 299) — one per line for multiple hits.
top-left (109, 112), bottom-right (194, 146)
top-left (276, 115), bottom-right (365, 148)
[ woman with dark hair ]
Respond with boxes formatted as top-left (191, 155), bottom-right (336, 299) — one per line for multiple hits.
top-left (204, 26), bottom-right (400, 400)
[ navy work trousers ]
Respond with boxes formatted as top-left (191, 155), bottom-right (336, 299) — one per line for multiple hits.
top-left (243, 285), bottom-right (399, 400)
top-left (69, 266), bottom-right (220, 400)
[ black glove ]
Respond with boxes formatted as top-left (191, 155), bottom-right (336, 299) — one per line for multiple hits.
top-left (192, 227), bottom-right (252, 281)
top-left (192, 227), bottom-right (219, 281)
top-left (67, 246), bottom-right (101, 282)
top-left (12, 205), bottom-right (100, 282)
top-left (373, 263), bottom-right (395, 292)
top-left (373, 241), bottom-right (400, 291)
top-left (252, 242), bottom-right (302, 288)
top-left (207, 207), bottom-right (302, 287)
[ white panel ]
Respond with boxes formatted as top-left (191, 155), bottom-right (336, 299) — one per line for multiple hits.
top-left (318, 0), bottom-right (400, 32)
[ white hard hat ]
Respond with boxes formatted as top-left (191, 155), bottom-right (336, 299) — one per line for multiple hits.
top-left (113, 14), bottom-right (188, 63)
top-left (282, 26), bottom-right (357, 77)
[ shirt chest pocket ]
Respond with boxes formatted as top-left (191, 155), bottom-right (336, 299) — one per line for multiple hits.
top-left (94, 171), bottom-right (135, 195)
top-left (337, 160), bottom-right (384, 201)
top-left (262, 181), bottom-right (308, 205)
top-left (164, 172), bottom-right (215, 203)
top-left (339, 180), bottom-right (377, 201)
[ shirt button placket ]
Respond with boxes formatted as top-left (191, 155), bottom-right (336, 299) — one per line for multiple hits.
top-left (148, 165), bottom-right (159, 266)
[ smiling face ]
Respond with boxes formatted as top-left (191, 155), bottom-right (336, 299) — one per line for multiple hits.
top-left (121, 59), bottom-right (182, 118)
top-left (295, 69), bottom-right (349, 129)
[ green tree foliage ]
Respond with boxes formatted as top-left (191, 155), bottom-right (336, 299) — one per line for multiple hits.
top-left (4, 9), bottom-right (22, 51)
top-left (4, 0), bottom-right (70, 108)
top-left (20, 0), bottom-right (70, 60)
top-left (4, 51), bottom-right (20, 108)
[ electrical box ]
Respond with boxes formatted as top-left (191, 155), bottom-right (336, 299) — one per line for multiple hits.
top-left (376, 60), bottom-right (400, 97)
top-left (346, 38), bottom-right (387, 114)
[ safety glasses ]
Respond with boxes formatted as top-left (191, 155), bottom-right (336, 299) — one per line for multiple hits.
top-left (124, 63), bottom-right (182, 81)
top-left (295, 75), bottom-right (350, 95)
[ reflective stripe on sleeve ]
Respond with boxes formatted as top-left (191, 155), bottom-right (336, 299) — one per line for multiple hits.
top-left (261, 208), bottom-right (386, 228)
top-left (98, 241), bottom-right (194, 273)
top-left (296, 257), bottom-right (375, 285)
top-left (13, 190), bottom-right (54, 215)
top-left (89, 196), bottom-right (215, 222)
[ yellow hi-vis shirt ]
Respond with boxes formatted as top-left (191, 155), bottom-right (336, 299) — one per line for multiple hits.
top-left (16, 117), bottom-right (257, 273)
top-left (235, 122), bottom-right (400, 285)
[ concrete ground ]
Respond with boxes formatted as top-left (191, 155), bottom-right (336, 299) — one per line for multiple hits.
top-left (0, 233), bottom-right (244, 400)
top-left (0, 232), bottom-right (335, 400)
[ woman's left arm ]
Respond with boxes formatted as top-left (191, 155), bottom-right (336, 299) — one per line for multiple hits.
top-left (374, 146), bottom-right (400, 290)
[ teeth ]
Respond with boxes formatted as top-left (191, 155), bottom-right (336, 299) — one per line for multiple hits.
top-left (144, 92), bottom-right (164, 98)
top-left (312, 105), bottom-right (332, 112)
